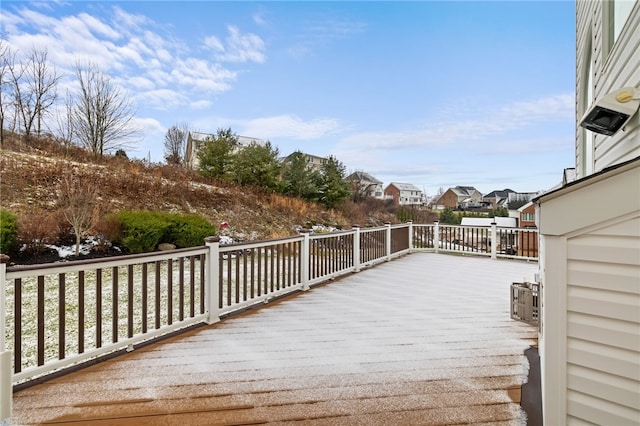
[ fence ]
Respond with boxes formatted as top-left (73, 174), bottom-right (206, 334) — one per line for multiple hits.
top-left (0, 221), bottom-right (538, 411)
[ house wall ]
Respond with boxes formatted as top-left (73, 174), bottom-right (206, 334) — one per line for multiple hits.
top-left (538, 160), bottom-right (640, 425)
top-left (384, 185), bottom-right (400, 204)
top-left (576, 2), bottom-right (640, 178)
top-left (520, 203), bottom-right (536, 228)
top-left (436, 189), bottom-right (458, 209)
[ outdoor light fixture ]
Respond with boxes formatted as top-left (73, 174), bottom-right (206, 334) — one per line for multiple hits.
top-left (579, 87), bottom-right (640, 136)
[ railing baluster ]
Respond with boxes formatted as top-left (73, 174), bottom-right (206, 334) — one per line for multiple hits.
top-left (37, 275), bottom-right (45, 366)
top-left (59, 273), bottom-right (65, 360)
top-left (199, 255), bottom-right (205, 314)
top-left (179, 258), bottom-right (184, 322)
top-left (154, 262), bottom-right (161, 330)
top-left (127, 265), bottom-right (134, 338)
top-left (257, 247), bottom-right (263, 297)
top-left (96, 269), bottom-right (102, 348)
top-left (112, 266), bottom-right (118, 343)
top-left (250, 249), bottom-right (255, 299)
top-left (189, 256), bottom-right (195, 318)
top-left (242, 251), bottom-right (248, 301)
top-left (233, 253), bottom-right (240, 303)
top-left (78, 271), bottom-right (84, 354)
top-left (14, 278), bottom-right (22, 373)
top-left (167, 259), bottom-right (173, 326)
top-left (270, 246), bottom-right (275, 293)
top-left (142, 263), bottom-right (148, 333)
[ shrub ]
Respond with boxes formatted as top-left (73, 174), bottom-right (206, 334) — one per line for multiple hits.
top-left (114, 211), bottom-right (171, 254)
top-left (16, 211), bottom-right (60, 256)
top-left (92, 215), bottom-right (123, 252)
top-left (113, 211), bottom-right (216, 253)
top-left (0, 209), bottom-right (18, 254)
top-left (166, 214), bottom-right (216, 248)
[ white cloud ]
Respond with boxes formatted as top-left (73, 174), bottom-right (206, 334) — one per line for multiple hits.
top-left (190, 99), bottom-right (213, 110)
top-left (204, 25), bottom-right (266, 64)
top-left (334, 93), bottom-right (575, 152)
top-left (241, 115), bottom-right (343, 140)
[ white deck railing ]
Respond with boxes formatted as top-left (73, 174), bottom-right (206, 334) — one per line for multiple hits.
top-left (0, 221), bottom-right (538, 419)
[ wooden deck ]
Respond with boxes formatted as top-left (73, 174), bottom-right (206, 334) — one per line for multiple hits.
top-left (10, 253), bottom-right (538, 425)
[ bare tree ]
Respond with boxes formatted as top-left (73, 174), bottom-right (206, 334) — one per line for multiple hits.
top-left (72, 61), bottom-right (139, 158)
top-left (58, 173), bottom-right (98, 256)
top-left (0, 36), bottom-right (17, 145)
top-left (54, 89), bottom-right (74, 148)
top-left (164, 122), bottom-right (189, 165)
top-left (10, 48), bottom-right (59, 139)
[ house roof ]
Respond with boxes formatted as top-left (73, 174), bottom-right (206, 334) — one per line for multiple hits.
top-left (451, 186), bottom-right (481, 197)
top-left (517, 201), bottom-right (535, 212)
top-left (189, 131), bottom-right (264, 147)
top-left (484, 189), bottom-right (515, 199)
top-left (345, 171), bottom-right (382, 184)
top-left (386, 182), bottom-right (422, 192)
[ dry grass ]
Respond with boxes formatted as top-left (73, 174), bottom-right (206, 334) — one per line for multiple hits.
top-left (0, 132), bottom-right (403, 243)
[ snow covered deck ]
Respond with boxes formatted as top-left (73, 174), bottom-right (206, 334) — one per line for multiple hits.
top-left (10, 253), bottom-right (538, 425)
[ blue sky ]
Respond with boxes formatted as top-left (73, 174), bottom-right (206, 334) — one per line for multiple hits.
top-left (1, 1), bottom-right (576, 197)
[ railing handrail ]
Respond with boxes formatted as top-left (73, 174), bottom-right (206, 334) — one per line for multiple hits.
top-left (6, 246), bottom-right (208, 277)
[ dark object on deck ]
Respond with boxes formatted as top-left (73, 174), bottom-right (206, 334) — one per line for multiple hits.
top-left (522, 346), bottom-right (542, 426)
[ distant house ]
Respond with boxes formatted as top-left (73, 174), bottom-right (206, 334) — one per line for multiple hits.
top-left (483, 189), bottom-right (540, 209)
top-left (344, 171), bottom-right (384, 199)
top-left (384, 182), bottom-right (423, 206)
top-left (482, 189), bottom-right (516, 208)
top-left (184, 131), bottom-right (264, 170)
top-left (436, 186), bottom-right (483, 209)
top-left (282, 152), bottom-right (327, 172)
top-left (518, 201), bottom-right (536, 228)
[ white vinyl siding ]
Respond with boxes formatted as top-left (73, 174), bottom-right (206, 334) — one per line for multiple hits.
top-left (538, 160), bottom-right (640, 425)
top-left (576, 2), bottom-right (640, 180)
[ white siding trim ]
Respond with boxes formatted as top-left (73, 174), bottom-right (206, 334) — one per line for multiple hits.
top-left (540, 234), bottom-right (568, 424)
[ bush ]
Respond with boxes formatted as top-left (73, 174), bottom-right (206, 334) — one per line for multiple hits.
top-left (114, 211), bottom-right (171, 254)
top-left (16, 211), bottom-right (60, 256)
top-left (166, 214), bottom-right (217, 248)
top-left (113, 211), bottom-right (216, 253)
top-left (0, 209), bottom-right (18, 254)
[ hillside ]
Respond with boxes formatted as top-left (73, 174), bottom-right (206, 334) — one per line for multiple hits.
top-left (1, 134), bottom-right (420, 264)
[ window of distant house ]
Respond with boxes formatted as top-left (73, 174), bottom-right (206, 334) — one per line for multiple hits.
top-left (608, 0), bottom-right (637, 51)
top-left (522, 212), bottom-right (535, 222)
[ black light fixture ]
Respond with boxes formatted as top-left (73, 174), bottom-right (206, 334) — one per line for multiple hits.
top-left (579, 87), bottom-right (640, 136)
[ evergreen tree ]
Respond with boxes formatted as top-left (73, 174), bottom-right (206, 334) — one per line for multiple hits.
top-left (439, 207), bottom-right (461, 224)
top-left (232, 141), bottom-right (282, 191)
top-left (314, 156), bottom-right (351, 208)
top-left (197, 128), bottom-right (238, 180)
top-left (280, 151), bottom-right (318, 198)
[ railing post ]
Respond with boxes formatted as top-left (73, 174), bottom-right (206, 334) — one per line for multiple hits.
top-left (407, 221), bottom-right (413, 251)
top-left (352, 225), bottom-right (361, 272)
top-left (385, 222), bottom-right (392, 261)
top-left (300, 229), bottom-right (311, 291)
top-left (0, 255), bottom-right (12, 424)
top-left (490, 222), bottom-right (498, 260)
top-left (434, 221), bottom-right (440, 253)
top-left (204, 237), bottom-right (221, 324)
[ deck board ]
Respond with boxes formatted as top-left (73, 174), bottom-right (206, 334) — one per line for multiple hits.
top-left (11, 253), bottom-right (538, 425)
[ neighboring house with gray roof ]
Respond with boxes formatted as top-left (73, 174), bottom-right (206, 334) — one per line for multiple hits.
top-left (436, 186), bottom-right (483, 209)
top-left (345, 171), bottom-right (384, 199)
top-left (383, 182), bottom-right (423, 205)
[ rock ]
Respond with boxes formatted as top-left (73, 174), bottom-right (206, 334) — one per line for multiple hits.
top-left (158, 243), bottom-right (176, 251)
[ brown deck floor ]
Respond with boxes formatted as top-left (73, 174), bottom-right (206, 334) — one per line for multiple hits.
top-left (11, 253), bottom-right (538, 425)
